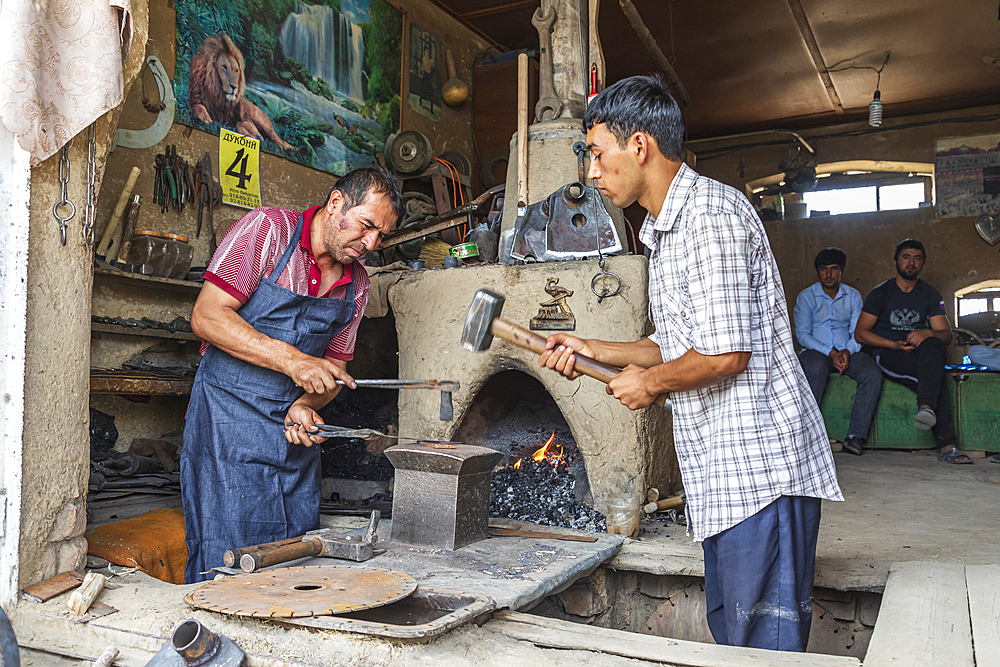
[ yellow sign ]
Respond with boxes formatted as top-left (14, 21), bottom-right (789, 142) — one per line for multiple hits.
top-left (219, 129), bottom-right (261, 209)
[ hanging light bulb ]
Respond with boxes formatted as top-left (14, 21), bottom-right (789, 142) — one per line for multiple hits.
top-left (869, 89), bottom-right (883, 127)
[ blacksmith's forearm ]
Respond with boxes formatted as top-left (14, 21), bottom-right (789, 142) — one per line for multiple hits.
top-left (193, 307), bottom-right (306, 376)
top-left (292, 388), bottom-right (341, 412)
top-left (643, 348), bottom-right (750, 394)
top-left (590, 337), bottom-right (664, 369)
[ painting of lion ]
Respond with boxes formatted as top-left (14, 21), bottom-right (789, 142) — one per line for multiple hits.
top-left (188, 33), bottom-right (295, 152)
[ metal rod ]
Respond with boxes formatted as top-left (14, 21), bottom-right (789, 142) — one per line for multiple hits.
top-left (687, 129), bottom-right (815, 155)
top-left (335, 379), bottom-right (458, 390)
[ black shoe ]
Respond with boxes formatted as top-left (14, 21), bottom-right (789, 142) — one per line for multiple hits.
top-left (843, 436), bottom-right (864, 456)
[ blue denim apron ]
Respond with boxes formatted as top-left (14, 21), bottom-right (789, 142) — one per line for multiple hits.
top-left (180, 213), bottom-right (356, 583)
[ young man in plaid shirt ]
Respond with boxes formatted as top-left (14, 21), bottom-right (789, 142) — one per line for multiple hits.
top-left (538, 75), bottom-right (843, 651)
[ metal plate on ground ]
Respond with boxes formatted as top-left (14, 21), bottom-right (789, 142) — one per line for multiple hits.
top-left (185, 565), bottom-right (417, 618)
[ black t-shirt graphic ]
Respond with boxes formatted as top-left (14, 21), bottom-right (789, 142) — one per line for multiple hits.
top-left (862, 278), bottom-right (947, 342)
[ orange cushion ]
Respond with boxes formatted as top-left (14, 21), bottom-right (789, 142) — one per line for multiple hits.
top-left (86, 508), bottom-right (187, 585)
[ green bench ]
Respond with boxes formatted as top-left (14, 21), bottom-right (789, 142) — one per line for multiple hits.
top-left (819, 372), bottom-right (1000, 450)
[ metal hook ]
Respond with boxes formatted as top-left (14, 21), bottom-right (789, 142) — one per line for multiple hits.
top-left (591, 261), bottom-right (621, 303)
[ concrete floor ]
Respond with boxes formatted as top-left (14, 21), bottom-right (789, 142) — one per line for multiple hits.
top-left (612, 448), bottom-right (1000, 592)
top-left (12, 447), bottom-right (996, 667)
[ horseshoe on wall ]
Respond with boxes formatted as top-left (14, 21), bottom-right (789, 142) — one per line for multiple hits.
top-left (532, 5), bottom-right (563, 122)
top-left (113, 56), bottom-right (175, 151)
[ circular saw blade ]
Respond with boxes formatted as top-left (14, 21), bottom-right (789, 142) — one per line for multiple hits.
top-left (185, 566), bottom-right (417, 618)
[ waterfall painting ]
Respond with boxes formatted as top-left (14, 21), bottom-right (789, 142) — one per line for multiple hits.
top-left (174, 0), bottom-right (402, 177)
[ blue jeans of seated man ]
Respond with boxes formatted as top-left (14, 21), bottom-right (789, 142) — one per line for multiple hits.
top-left (799, 349), bottom-right (882, 440)
top-left (969, 345), bottom-right (1000, 371)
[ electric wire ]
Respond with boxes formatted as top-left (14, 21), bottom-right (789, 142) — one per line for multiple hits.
top-left (693, 110), bottom-right (1000, 161)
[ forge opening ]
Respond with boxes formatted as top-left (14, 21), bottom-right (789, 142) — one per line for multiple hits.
top-left (454, 369), bottom-right (606, 531)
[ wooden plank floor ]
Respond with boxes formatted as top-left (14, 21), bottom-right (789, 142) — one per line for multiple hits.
top-left (966, 564), bottom-right (1000, 667)
top-left (863, 562), bottom-right (973, 667)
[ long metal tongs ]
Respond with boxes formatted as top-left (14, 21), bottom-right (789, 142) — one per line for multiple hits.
top-left (311, 424), bottom-right (463, 447)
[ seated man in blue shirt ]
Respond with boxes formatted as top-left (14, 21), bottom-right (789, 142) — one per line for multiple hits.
top-left (794, 247), bottom-right (883, 456)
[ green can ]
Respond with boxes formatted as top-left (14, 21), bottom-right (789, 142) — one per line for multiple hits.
top-left (450, 242), bottom-right (479, 260)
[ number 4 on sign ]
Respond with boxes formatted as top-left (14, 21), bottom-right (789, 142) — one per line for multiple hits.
top-left (226, 149), bottom-right (253, 190)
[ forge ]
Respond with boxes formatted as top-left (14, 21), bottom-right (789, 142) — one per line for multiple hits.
top-left (385, 258), bottom-right (680, 515)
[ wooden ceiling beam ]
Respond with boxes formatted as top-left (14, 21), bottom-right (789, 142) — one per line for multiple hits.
top-left (786, 0), bottom-right (844, 115)
top-left (459, 0), bottom-right (539, 20)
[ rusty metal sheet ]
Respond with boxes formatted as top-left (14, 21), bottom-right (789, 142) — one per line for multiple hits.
top-left (184, 565), bottom-right (417, 618)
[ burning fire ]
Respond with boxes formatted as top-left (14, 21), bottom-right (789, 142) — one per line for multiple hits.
top-left (512, 431), bottom-right (565, 469)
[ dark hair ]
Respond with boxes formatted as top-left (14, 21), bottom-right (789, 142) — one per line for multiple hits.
top-left (327, 168), bottom-right (404, 225)
top-left (894, 238), bottom-right (925, 261)
top-left (814, 247), bottom-right (847, 271)
top-left (583, 74), bottom-right (684, 160)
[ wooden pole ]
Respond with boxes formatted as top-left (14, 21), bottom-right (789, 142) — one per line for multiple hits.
top-left (617, 0), bottom-right (690, 106)
top-left (516, 53), bottom-right (529, 209)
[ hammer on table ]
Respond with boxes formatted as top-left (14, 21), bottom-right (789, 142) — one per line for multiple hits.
top-left (461, 288), bottom-right (671, 410)
top-left (237, 511), bottom-right (382, 573)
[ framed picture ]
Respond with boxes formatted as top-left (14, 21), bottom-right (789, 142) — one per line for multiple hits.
top-left (407, 23), bottom-right (442, 122)
top-left (174, 0), bottom-right (402, 176)
top-left (935, 133), bottom-right (1000, 218)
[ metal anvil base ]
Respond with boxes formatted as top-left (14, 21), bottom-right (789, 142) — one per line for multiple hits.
top-left (385, 443), bottom-right (504, 550)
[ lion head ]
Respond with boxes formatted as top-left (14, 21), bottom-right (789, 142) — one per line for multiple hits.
top-left (188, 33), bottom-right (247, 125)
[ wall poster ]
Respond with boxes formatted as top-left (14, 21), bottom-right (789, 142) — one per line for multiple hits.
top-left (174, 0), bottom-right (402, 177)
top-left (407, 23), bottom-right (442, 122)
top-left (935, 132), bottom-right (1000, 218)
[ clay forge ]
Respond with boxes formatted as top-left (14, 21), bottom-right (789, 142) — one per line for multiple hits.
top-left (386, 257), bottom-right (679, 514)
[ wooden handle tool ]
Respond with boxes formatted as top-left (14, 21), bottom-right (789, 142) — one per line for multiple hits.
top-left (516, 52), bottom-right (529, 210)
top-left (489, 318), bottom-right (669, 407)
top-left (239, 538), bottom-right (322, 572)
top-left (96, 166), bottom-right (140, 257)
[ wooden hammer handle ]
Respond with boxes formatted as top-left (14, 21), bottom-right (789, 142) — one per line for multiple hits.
top-left (490, 317), bottom-right (622, 382)
top-left (223, 535), bottom-right (303, 568)
top-left (489, 317), bottom-right (670, 408)
top-left (240, 538), bottom-right (321, 572)
top-left (643, 495), bottom-right (685, 514)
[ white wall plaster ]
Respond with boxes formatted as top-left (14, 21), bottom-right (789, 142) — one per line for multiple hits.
top-left (0, 123), bottom-right (31, 604)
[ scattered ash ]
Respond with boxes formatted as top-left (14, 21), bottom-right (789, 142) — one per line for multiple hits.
top-left (318, 387), bottom-right (396, 481)
top-left (490, 456), bottom-right (606, 532)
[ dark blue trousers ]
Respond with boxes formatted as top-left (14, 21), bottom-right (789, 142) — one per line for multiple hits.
top-left (702, 495), bottom-right (822, 652)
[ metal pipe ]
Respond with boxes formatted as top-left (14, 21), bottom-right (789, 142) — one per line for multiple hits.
top-left (687, 130), bottom-right (815, 155)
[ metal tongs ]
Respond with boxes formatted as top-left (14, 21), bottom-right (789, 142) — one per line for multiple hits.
top-left (311, 424), bottom-right (463, 447)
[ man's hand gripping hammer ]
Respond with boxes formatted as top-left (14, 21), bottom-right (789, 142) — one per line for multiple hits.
top-left (461, 288), bottom-right (671, 409)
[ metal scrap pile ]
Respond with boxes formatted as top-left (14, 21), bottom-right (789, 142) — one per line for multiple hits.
top-left (87, 408), bottom-right (182, 524)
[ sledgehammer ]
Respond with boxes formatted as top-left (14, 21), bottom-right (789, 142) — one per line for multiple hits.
top-left (461, 288), bottom-right (671, 409)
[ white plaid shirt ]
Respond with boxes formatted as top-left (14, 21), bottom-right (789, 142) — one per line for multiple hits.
top-left (641, 163), bottom-right (843, 541)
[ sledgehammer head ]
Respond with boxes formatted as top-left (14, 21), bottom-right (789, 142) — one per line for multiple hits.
top-left (461, 289), bottom-right (505, 352)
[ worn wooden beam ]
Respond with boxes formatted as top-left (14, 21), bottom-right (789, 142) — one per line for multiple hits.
top-left (485, 609), bottom-right (862, 666)
top-left (966, 565), bottom-right (1000, 667)
top-left (864, 562), bottom-right (973, 667)
top-left (785, 0), bottom-right (844, 115)
top-left (617, 0), bottom-right (690, 106)
top-left (459, 0), bottom-right (539, 20)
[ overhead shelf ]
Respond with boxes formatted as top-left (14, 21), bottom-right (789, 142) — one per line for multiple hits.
top-left (90, 370), bottom-right (194, 396)
top-left (94, 267), bottom-right (203, 295)
top-left (91, 322), bottom-right (200, 341)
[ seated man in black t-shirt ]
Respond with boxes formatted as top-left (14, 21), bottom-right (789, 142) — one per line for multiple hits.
top-left (854, 239), bottom-right (971, 464)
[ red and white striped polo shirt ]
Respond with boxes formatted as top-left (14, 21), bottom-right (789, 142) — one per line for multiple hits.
top-left (201, 205), bottom-right (369, 361)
